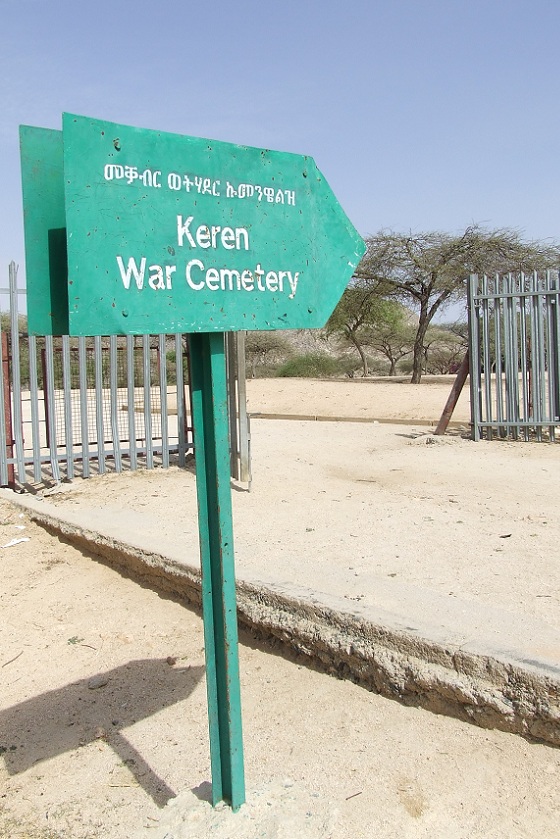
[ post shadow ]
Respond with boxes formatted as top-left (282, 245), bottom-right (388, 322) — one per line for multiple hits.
top-left (0, 658), bottom-right (205, 807)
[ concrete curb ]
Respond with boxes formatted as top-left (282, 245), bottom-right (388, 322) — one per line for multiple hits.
top-left (12, 498), bottom-right (560, 748)
top-left (248, 412), bottom-right (468, 428)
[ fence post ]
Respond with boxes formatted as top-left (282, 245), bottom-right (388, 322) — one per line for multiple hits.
top-left (1, 331), bottom-right (15, 487)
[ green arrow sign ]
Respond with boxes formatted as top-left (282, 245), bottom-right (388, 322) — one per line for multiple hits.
top-left (20, 114), bottom-right (365, 813)
top-left (21, 114), bottom-right (365, 336)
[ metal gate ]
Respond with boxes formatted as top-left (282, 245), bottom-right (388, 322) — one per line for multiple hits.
top-left (468, 271), bottom-right (560, 441)
top-left (1, 262), bottom-right (251, 487)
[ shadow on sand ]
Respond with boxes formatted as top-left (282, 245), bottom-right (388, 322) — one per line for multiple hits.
top-left (0, 658), bottom-right (205, 807)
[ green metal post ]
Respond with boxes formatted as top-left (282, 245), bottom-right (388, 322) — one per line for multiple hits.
top-left (188, 331), bottom-right (245, 811)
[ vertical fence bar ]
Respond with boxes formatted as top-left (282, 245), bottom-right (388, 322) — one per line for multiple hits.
top-left (537, 274), bottom-right (547, 440)
top-left (537, 271), bottom-right (546, 439)
top-left (158, 334), bottom-right (169, 467)
top-left (27, 335), bottom-right (42, 483)
top-left (481, 275), bottom-right (493, 440)
top-left (536, 272), bottom-right (546, 439)
top-left (236, 331), bottom-right (251, 485)
top-left (502, 274), bottom-right (512, 436)
top-left (519, 275), bottom-right (530, 441)
top-left (44, 335), bottom-right (61, 483)
top-left (94, 335), bottom-right (106, 474)
top-left (175, 333), bottom-right (187, 467)
top-left (529, 273), bottom-right (542, 441)
top-left (0, 327), bottom-right (12, 487)
top-left (143, 335), bottom-right (153, 468)
top-left (493, 276), bottom-right (505, 437)
top-left (61, 335), bottom-right (74, 479)
top-left (528, 274), bottom-right (537, 436)
top-left (503, 274), bottom-right (518, 440)
top-left (226, 333), bottom-right (239, 480)
top-left (550, 274), bottom-right (560, 442)
top-left (109, 334), bottom-right (122, 472)
top-left (468, 276), bottom-right (481, 441)
top-left (126, 336), bottom-right (138, 470)
top-left (9, 263), bottom-right (26, 482)
top-left (511, 273), bottom-right (521, 439)
top-left (544, 273), bottom-right (556, 440)
top-left (78, 336), bottom-right (91, 478)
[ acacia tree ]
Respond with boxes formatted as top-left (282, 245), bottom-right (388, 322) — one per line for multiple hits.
top-left (362, 300), bottom-right (415, 375)
top-left (356, 226), bottom-right (560, 383)
top-left (244, 331), bottom-right (291, 377)
top-left (422, 325), bottom-right (467, 374)
top-left (325, 280), bottom-right (386, 376)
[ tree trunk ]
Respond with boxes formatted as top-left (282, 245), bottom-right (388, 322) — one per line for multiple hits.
top-left (411, 299), bottom-right (429, 383)
top-left (358, 344), bottom-right (369, 377)
top-left (349, 333), bottom-right (369, 376)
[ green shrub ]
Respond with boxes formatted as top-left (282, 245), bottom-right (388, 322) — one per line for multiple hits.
top-left (276, 353), bottom-right (342, 378)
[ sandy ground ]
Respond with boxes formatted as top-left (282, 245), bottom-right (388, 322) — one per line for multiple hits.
top-left (1, 377), bottom-right (560, 838)
top-left (245, 375), bottom-right (471, 423)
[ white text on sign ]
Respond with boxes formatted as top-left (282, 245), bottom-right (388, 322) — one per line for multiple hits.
top-left (104, 164), bottom-right (296, 205)
top-left (115, 214), bottom-right (301, 299)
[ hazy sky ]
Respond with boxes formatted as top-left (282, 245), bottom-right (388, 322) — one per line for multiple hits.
top-left (2, 0), bottom-right (559, 298)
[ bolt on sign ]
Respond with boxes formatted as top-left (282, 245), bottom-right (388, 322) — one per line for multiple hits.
top-left (20, 114), bottom-right (365, 812)
top-left (20, 114), bottom-right (365, 336)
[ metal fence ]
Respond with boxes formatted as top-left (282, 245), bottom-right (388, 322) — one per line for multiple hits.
top-left (41, 340), bottom-right (165, 447)
top-left (1, 262), bottom-right (251, 488)
top-left (468, 271), bottom-right (560, 441)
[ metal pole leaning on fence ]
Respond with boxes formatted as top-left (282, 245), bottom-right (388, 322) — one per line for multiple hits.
top-left (434, 350), bottom-right (470, 436)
